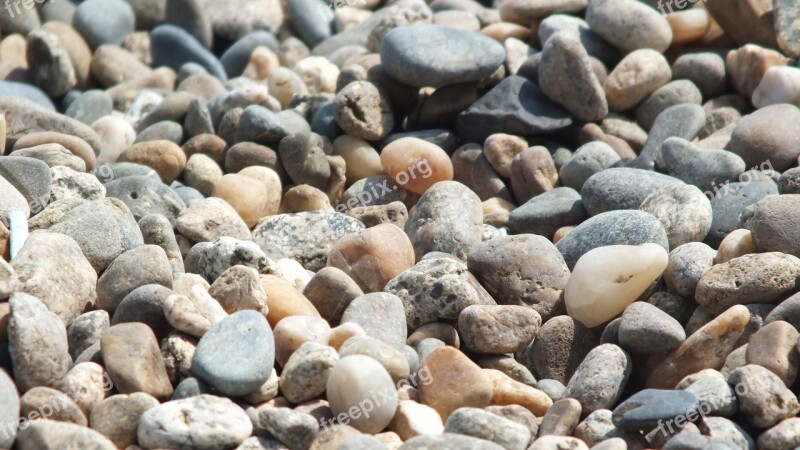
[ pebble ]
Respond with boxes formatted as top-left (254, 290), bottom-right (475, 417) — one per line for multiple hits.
top-left (564, 344), bottom-right (631, 414)
top-left (487, 369), bottom-right (553, 416)
top-left (11, 232), bottom-right (97, 326)
top-left (72, 0), bottom-right (135, 49)
top-left (558, 142), bottom-right (620, 192)
top-left (458, 305), bottom-right (541, 354)
top-left (646, 305), bottom-right (751, 389)
top-left (101, 322), bottom-right (173, 399)
top-left (728, 364), bottom-right (800, 428)
top-left (418, 347), bottom-right (493, 419)
top-left (444, 407), bottom-right (531, 450)
top-left (7, 293), bottom-right (71, 393)
top-left (636, 81), bottom-right (703, 130)
top-left (586, 0), bottom-right (672, 53)
top-left (639, 183), bottom-right (713, 248)
top-left (467, 234), bottom-right (569, 320)
top-left (381, 138), bottom-right (453, 195)
top-left (96, 245), bottom-right (172, 314)
top-left (0, 370), bottom-right (19, 448)
top-left (538, 32), bottom-right (607, 121)
top-left (708, 179), bottom-right (778, 247)
top-left (341, 292), bottom-right (407, 346)
top-left (26, 30), bottom-right (77, 98)
top-left (661, 137), bottom-right (746, 192)
top-left (176, 197), bottom-right (251, 243)
top-left (389, 400), bottom-right (444, 440)
top-left (67, 310), bottom-right (109, 359)
top-left (333, 81), bottom-right (394, 141)
top-left (664, 242), bottom-right (717, 299)
top-left (259, 406), bottom-right (319, 449)
top-left (150, 25), bottom-right (227, 81)
top-left (731, 103), bottom-right (800, 171)
top-left (400, 434), bottom-right (505, 449)
top-left (456, 75), bottom-right (572, 143)
top-left (745, 320), bottom-right (799, 386)
top-left (327, 355), bottom-right (398, 433)
top-left (695, 252), bottom-right (800, 314)
top-left (581, 167), bottom-right (683, 216)
top-left (273, 315), bottom-right (330, 367)
top-left (510, 146), bottom-right (559, 203)
top-left (279, 341), bottom-right (339, 404)
top-left (618, 302), bottom-right (686, 354)
top-left (538, 14), bottom-right (617, 65)
top-left (637, 103), bottom-right (706, 169)
top-left (90, 393), bottom-right (159, 448)
top-left (137, 394), bottom-right (253, 449)
top-left (611, 389), bottom-right (699, 432)
top-left (758, 418), bottom-right (800, 450)
top-left (673, 53), bottom-right (727, 99)
top-left (742, 194), bottom-right (800, 257)
top-left (163, 285), bottom-right (228, 337)
top-left (566, 243), bottom-right (668, 328)
top-left (15, 420), bottom-right (116, 450)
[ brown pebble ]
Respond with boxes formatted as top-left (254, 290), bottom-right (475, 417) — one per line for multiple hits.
top-left (418, 347), bottom-right (493, 419)
top-left (510, 146), bottom-right (558, 203)
top-left (120, 140), bottom-right (186, 183)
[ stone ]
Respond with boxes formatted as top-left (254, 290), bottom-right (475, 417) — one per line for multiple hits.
top-left (72, 0), bottom-right (135, 48)
top-left (467, 235), bottom-right (569, 320)
top-left (327, 355), bottom-right (398, 433)
top-left (565, 243), bottom-right (668, 328)
top-left (676, 369), bottom-right (738, 417)
top-left (486, 369), bottom-right (552, 416)
top-left (538, 32), bottom-right (607, 121)
top-left (380, 24), bottom-right (504, 88)
top-left (151, 25), bottom-right (227, 80)
top-left (14, 420), bottom-right (116, 450)
top-left (333, 81), bottom-right (394, 141)
top-left (259, 275), bottom-right (320, 327)
top-left (581, 168), bottom-right (683, 216)
top-left (386, 256), bottom-right (496, 330)
top-left (558, 142), bottom-right (619, 192)
top-left (618, 302), bottom-right (686, 354)
top-left (444, 407), bottom-right (531, 450)
top-left (11, 232), bottom-right (96, 327)
top-left (67, 310), bottom-right (108, 360)
top-left (696, 253), bottom-right (800, 314)
top-left (191, 310), bottom-right (274, 396)
top-left (538, 398), bottom-right (580, 436)
top-left (120, 140), bottom-right (187, 184)
top-left (49, 166), bottom-right (105, 202)
top-left (704, 0), bottom-right (777, 48)
top-left (646, 305), bottom-right (751, 389)
top-left (509, 146), bottom-right (559, 203)
top-left (20, 385), bottom-right (86, 425)
top-left (538, 14), bottom-right (617, 65)
top-left (8, 293), bottom-right (71, 393)
top-left (728, 364), bottom-right (800, 428)
top-left (612, 389), bottom-right (699, 432)
top-left (586, 0), bottom-right (672, 53)
top-left (661, 137), bottom-right (746, 193)
top-left (456, 76), bottom-right (572, 143)
top-left (731, 104), bottom-right (800, 171)
top-left (273, 315), bottom-right (330, 367)
top-left (90, 45), bottom-right (152, 88)
top-left (138, 395), bottom-right (252, 449)
top-left (672, 53), bottom-right (727, 99)
top-left (206, 265), bottom-right (267, 315)
top-left (26, 30), bottom-right (76, 98)
top-left (327, 224), bottom-right (414, 293)
top-left (279, 341), bottom-right (339, 404)
top-left (418, 347), bottom-right (493, 419)
top-left (636, 81), bottom-right (703, 130)
top-left (340, 335), bottom-right (410, 384)
top-left (177, 197), bottom-right (251, 243)
top-left (341, 292), bottom-right (407, 346)
top-left (389, 400), bottom-right (444, 440)
top-left (13, 144), bottom-right (86, 172)
top-left (564, 344), bottom-right (631, 414)
top-left (97, 245), bottom-right (173, 313)
top-left (741, 195), bottom-right (800, 257)
top-left (163, 286), bottom-right (227, 337)
top-left (258, 406), bottom-right (319, 449)
top-left (0, 369), bottom-right (19, 448)
top-left (758, 418), bottom-right (800, 450)
top-left (745, 321), bottom-right (799, 386)
top-left (400, 434), bottom-right (505, 449)
top-left (404, 181), bottom-right (483, 260)
top-left (381, 138), bottom-right (453, 195)
top-left (302, 267), bottom-right (363, 325)
top-left (639, 183), bottom-right (712, 248)
top-left (664, 242), bottom-right (716, 300)
top-left (637, 103), bottom-right (706, 169)
top-left (101, 323), bottom-right (173, 399)
top-left (458, 305), bottom-right (541, 354)
top-left (708, 179), bottom-right (778, 247)
top-left (90, 393), bottom-right (159, 448)
top-left (0, 157), bottom-right (51, 207)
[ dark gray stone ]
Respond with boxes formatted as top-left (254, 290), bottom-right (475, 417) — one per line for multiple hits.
top-left (72, 0), bottom-right (135, 49)
top-left (220, 31), bottom-right (279, 77)
top-left (661, 137), bottom-right (746, 193)
top-left (285, 0), bottom-right (334, 47)
top-left (612, 389), bottom-right (700, 432)
top-left (151, 25), bottom-right (228, 81)
top-left (707, 179), bottom-right (777, 247)
top-left (457, 76), bottom-right (573, 144)
top-left (0, 156), bottom-right (52, 206)
top-left (0, 81), bottom-right (55, 110)
top-left (508, 187), bottom-right (586, 238)
top-left (341, 292), bottom-right (408, 347)
top-left (618, 302), bottom-right (686, 354)
top-left (105, 175), bottom-right (187, 227)
top-left (637, 103), bottom-right (706, 169)
top-left (134, 121), bottom-right (185, 145)
top-left (580, 167), bottom-right (683, 216)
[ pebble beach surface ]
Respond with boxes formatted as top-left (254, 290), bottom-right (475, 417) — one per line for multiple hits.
top-left (1, 0), bottom-right (800, 449)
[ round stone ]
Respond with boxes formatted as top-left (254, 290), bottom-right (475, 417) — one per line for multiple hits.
top-left (333, 81), bottom-right (394, 141)
top-left (730, 103), bottom-right (800, 171)
top-left (639, 183), bottom-right (712, 248)
top-left (327, 355), bottom-right (398, 433)
top-left (380, 137), bottom-right (453, 195)
top-left (585, 0), bottom-right (672, 53)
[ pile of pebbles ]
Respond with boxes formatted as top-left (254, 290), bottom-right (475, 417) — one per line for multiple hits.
top-left (2, 0), bottom-right (800, 449)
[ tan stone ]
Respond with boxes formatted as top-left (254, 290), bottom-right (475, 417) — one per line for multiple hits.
top-left (380, 137), bottom-right (453, 195)
top-left (243, 46), bottom-right (280, 81)
top-left (745, 320), bottom-right (800, 386)
top-left (273, 315), bottom-right (330, 367)
top-left (212, 173), bottom-right (272, 228)
top-left (328, 223), bottom-right (415, 293)
top-left (646, 305), bottom-right (751, 389)
top-left (333, 135), bottom-right (383, 184)
top-left (418, 347), bottom-right (493, 419)
top-left (14, 131), bottom-right (97, 171)
top-left (481, 22), bottom-right (532, 43)
top-left (510, 146), bottom-right (558, 203)
top-left (260, 274), bottom-right (321, 327)
top-left (726, 44), bottom-right (789, 98)
top-left (120, 140), bottom-right (186, 183)
top-left (485, 369), bottom-right (552, 417)
top-left (715, 229), bottom-right (754, 264)
top-left (389, 400), bottom-right (445, 440)
top-left (327, 322), bottom-right (366, 351)
top-left (281, 185), bottom-right (333, 213)
top-left (667, 8), bottom-right (711, 46)
top-left (553, 226), bottom-right (574, 243)
top-left (100, 323), bottom-right (173, 400)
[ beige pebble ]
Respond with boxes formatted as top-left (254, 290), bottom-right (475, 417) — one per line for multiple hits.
top-left (327, 322), bottom-right (366, 351)
top-left (481, 22), bottom-right (532, 42)
top-left (212, 173), bottom-right (272, 228)
top-left (667, 8), bottom-right (711, 46)
top-left (328, 223), bottom-right (415, 293)
top-left (268, 67), bottom-right (309, 109)
top-left (273, 315), bottom-right (331, 367)
top-left (389, 400), bottom-right (445, 440)
top-left (163, 285), bottom-right (228, 338)
top-left (120, 140), bottom-right (187, 183)
top-left (243, 46), bottom-right (280, 81)
top-left (553, 226), bottom-right (574, 244)
top-left (380, 137), bottom-right (453, 195)
top-left (294, 56), bottom-right (339, 94)
top-left (485, 369), bottom-right (552, 417)
top-left (333, 135), bottom-right (383, 184)
top-left (281, 185), bottom-right (334, 213)
top-left (184, 153), bottom-right (223, 197)
top-left (260, 274), bottom-right (321, 327)
top-left (418, 347), bottom-right (492, 419)
top-left (484, 133), bottom-right (528, 178)
top-left (715, 229), bottom-right (754, 264)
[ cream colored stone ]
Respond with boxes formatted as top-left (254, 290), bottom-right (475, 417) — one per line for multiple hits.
top-left (565, 243), bottom-right (669, 328)
top-left (327, 355), bottom-right (398, 434)
top-left (333, 135), bottom-right (383, 184)
top-left (327, 322), bottom-right (366, 351)
top-left (715, 229), bottom-right (754, 264)
top-left (294, 56), bottom-right (339, 94)
top-left (273, 315), bottom-right (331, 367)
top-left (239, 166), bottom-right (282, 218)
top-left (260, 274), bottom-right (321, 327)
top-left (268, 67), bottom-right (309, 109)
top-left (389, 400), bottom-right (444, 440)
top-left (276, 258), bottom-right (313, 291)
top-left (163, 285), bottom-right (228, 337)
top-left (752, 65), bottom-right (800, 108)
top-left (667, 8), bottom-right (711, 46)
top-left (243, 46), bottom-right (280, 81)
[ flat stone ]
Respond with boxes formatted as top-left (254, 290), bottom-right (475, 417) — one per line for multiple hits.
top-left (151, 25), bottom-right (227, 80)
top-left (400, 434), bottom-right (505, 449)
top-left (72, 0), bottom-right (135, 48)
top-left (731, 103), bottom-right (800, 171)
top-left (612, 389), bottom-right (699, 432)
top-left (456, 76), bottom-right (572, 143)
top-left (745, 320), bottom-right (800, 386)
top-left (637, 103), bottom-right (706, 169)
top-left (565, 344), bottom-right (631, 414)
top-left (90, 393), bottom-right (159, 448)
top-left (137, 394), bottom-right (252, 449)
top-left (661, 137), bottom-right (746, 193)
top-left (728, 364), bottom-right (800, 428)
top-left (538, 14), bottom-right (617, 65)
top-left (8, 293), bottom-right (71, 393)
top-left (97, 245), bottom-right (172, 314)
top-left (676, 369), bottom-right (738, 417)
top-left (279, 341), bottom-right (339, 403)
top-left (380, 24), bottom-right (504, 88)
top-left (177, 197), bottom-right (251, 243)
top-left (636, 81), bottom-right (703, 130)
top-left (341, 292), bottom-right (407, 346)
top-left (581, 167), bottom-right (683, 216)
top-left (585, 0), bottom-right (672, 53)
top-left (639, 183), bottom-right (712, 248)
top-left (618, 302), bottom-right (686, 354)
